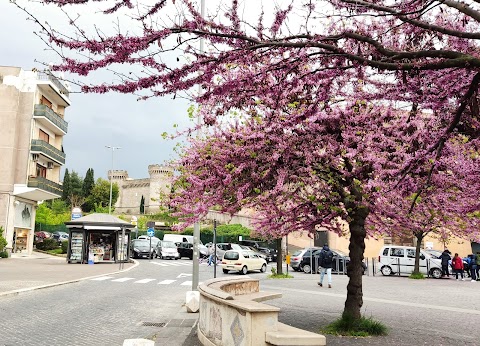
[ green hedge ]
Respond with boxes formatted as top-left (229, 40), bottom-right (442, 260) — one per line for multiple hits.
top-left (35, 238), bottom-right (59, 251)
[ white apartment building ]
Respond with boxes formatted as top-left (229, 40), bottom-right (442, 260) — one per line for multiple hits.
top-left (0, 66), bottom-right (71, 255)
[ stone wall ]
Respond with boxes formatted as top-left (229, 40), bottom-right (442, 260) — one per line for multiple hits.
top-left (112, 165), bottom-right (173, 214)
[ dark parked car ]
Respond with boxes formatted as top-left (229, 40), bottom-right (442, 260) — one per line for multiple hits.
top-left (52, 231), bottom-right (69, 244)
top-left (130, 239), bottom-right (155, 259)
top-left (238, 240), bottom-right (277, 262)
top-left (177, 242), bottom-right (194, 259)
top-left (300, 249), bottom-right (366, 274)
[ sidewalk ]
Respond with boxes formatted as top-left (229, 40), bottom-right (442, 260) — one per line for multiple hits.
top-left (0, 251), bottom-right (137, 297)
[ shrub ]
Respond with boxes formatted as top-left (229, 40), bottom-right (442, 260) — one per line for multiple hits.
top-left (36, 238), bottom-right (59, 251)
top-left (0, 228), bottom-right (7, 252)
top-left (0, 251), bottom-right (8, 258)
top-left (323, 313), bottom-right (388, 337)
top-left (61, 241), bottom-right (68, 254)
top-left (409, 272), bottom-right (425, 280)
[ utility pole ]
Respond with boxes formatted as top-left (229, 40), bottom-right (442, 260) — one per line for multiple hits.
top-left (105, 146), bottom-right (121, 214)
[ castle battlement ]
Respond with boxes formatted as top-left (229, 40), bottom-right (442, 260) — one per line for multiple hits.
top-left (111, 164), bottom-right (173, 214)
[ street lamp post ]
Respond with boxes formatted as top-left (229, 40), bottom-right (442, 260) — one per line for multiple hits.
top-left (105, 145), bottom-right (121, 214)
top-left (192, 0), bottom-right (205, 292)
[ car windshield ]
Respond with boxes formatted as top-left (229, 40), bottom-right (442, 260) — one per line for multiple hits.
top-left (224, 251), bottom-right (240, 260)
top-left (334, 249), bottom-right (348, 257)
top-left (425, 250), bottom-right (442, 258)
top-left (133, 240), bottom-right (151, 247)
top-left (162, 241), bottom-right (176, 248)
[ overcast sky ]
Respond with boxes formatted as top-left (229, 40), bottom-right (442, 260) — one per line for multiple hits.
top-left (1, 1), bottom-right (192, 181)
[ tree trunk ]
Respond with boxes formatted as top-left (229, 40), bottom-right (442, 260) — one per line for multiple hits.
top-left (413, 232), bottom-right (424, 275)
top-left (343, 206), bottom-right (368, 320)
top-left (276, 238), bottom-right (283, 274)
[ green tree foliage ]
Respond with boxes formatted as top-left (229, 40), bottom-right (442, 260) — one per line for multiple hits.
top-left (70, 171), bottom-right (84, 197)
top-left (85, 178), bottom-right (119, 210)
top-left (35, 201), bottom-right (70, 225)
top-left (82, 168), bottom-right (96, 212)
top-left (82, 168), bottom-right (95, 197)
top-left (61, 169), bottom-right (71, 204)
top-left (140, 195), bottom-right (145, 214)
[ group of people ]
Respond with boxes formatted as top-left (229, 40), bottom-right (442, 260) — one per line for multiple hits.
top-left (438, 249), bottom-right (480, 281)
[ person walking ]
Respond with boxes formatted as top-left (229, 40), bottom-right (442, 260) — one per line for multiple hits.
top-left (439, 249), bottom-right (451, 278)
top-left (317, 244), bottom-right (334, 288)
top-left (452, 253), bottom-right (465, 281)
top-left (476, 252), bottom-right (480, 281)
top-left (467, 254), bottom-right (477, 282)
top-left (207, 244), bottom-right (215, 266)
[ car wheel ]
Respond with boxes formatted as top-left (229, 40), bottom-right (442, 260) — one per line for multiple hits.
top-left (189, 256), bottom-right (193, 260)
top-left (381, 266), bottom-right (393, 276)
top-left (431, 268), bottom-right (442, 279)
top-left (303, 264), bottom-right (311, 274)
top-left (241, 266), bottom-right (248, 275)
top-left (260, 264), bottom-right (267, 273)
top-left (223, 269), bottom-right (229, 274)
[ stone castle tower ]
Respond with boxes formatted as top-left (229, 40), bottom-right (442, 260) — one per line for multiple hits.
top-left (110, 164), bottom-right (174, 215)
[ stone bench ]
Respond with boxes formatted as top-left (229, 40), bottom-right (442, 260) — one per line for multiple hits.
top-left (197, 276), bottom-right (326, 346)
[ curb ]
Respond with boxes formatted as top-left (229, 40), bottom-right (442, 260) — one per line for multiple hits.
top-left (0, 259), bottom-right (139, 299)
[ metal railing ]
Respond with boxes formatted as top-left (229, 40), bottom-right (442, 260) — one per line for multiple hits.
top-left (37, 71), bottom-right (70, 97)
top-left (30, 139), bottom-right (66, 165)
top-left (371, 257), bottom-right (440, 278)
top-left (303, 255), bottom-right (370, 276)
top-left (27, 176), bottom-right (62, 196)
top-left (34, 104), bottom-right (68, 133)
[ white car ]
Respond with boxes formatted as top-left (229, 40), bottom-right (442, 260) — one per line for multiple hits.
top-left (221, 249), bottom-right (267, 275)
top-left (155, 240), bottom-right (180, 260)
top-left (378, 245), bottom-right (442, 279)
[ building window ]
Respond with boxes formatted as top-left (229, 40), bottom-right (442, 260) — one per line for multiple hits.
top-left (39, 129), bottom-right (49, 143)
top-left (36, 164), bottom-right (47, 178)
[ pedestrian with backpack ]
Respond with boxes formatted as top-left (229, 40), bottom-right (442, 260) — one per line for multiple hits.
top-left (317, 244), bottom-right (334, 288)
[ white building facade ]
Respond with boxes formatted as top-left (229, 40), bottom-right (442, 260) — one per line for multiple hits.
top-left (0, 66), bottom-right (71, 255)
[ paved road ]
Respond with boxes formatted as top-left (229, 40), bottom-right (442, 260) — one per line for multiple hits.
top-left (261, 272), bottom-right (479, 346)
top-left (0, 258), bottom-right (207, 346)
top-left (2, 257), bottom-right (478, 346)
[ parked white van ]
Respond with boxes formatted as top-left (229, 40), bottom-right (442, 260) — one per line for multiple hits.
top-left (378, 245), bottom-right (442, 279)
top-left (163, 234), bottom-right (208, 258)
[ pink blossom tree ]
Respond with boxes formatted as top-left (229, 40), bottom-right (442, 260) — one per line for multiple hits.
top-left (14, 0), bottom-right (480, 323)
top-left (170, 95), bottom-right (480, 318)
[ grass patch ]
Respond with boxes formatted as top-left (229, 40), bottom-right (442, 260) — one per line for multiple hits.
top-left (267, 273), bottom-right (294, 279)
top-left (323, 314), bottom-right (387, 337)
top-left (46, 249), bottom-right (63, 255)
top-left (409, 272), bottom-right (425, 280)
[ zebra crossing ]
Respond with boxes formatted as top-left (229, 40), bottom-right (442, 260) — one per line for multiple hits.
top-left (150, 260), bottom-right (193, 267)
top-left (89, 273), bottom-right (197, 287)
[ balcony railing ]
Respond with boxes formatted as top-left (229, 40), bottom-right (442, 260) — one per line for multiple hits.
top-left (37, 71), bottom-right (70, 97)
top-left (31, 139), bottom-right (66, 165)
top-left (34, 104), bottom-right (68, 134)
top-left (27, 176), bottom-right (62, 196)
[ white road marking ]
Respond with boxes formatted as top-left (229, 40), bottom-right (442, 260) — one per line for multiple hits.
top-left (151, 262), bottom-right (169, 267)
top-left (177, 273), bottom-right (193, 278)
top-left (181, 281), bottom-right (192, 286)
top-left (134, 279), bottom-right (156, 284)
top-left (111, 277), bottom-right (135, 282)
top-left (158, 280), bottom-right (176, 285)
top-left (90, 276), bottom-right (115, 281)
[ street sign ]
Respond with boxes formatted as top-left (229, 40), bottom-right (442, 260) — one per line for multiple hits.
top-left (71, 207), bottom-right (82, 221)
top-left (147, 228), bottom-right (155, 237)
